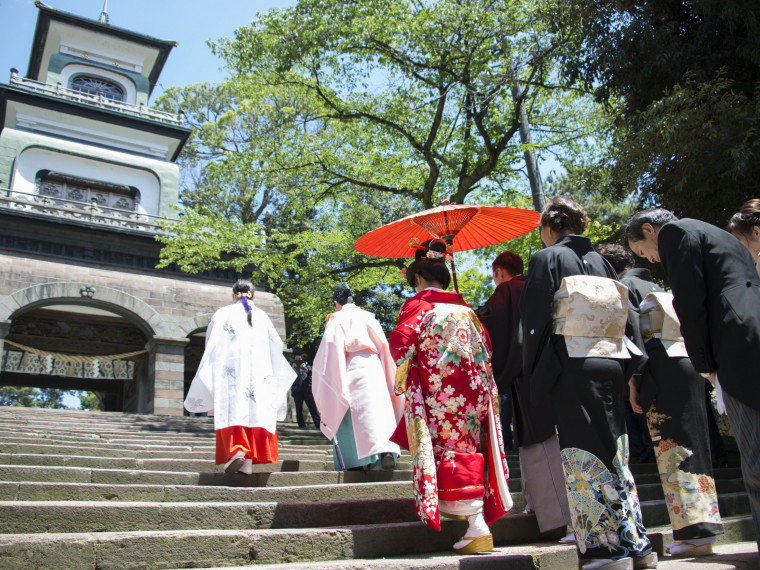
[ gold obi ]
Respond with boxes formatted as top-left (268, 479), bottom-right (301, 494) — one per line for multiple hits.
top-left (552, 275), bottom-right (631, 358)
top-left (639, 291), bottom-right (688, 357)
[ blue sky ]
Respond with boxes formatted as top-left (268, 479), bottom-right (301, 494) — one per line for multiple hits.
top-left (0, 0), bottom-right (294, 101)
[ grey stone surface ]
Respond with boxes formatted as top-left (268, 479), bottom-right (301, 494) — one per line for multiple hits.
top-left (0, 406), bottom-right (753, 569)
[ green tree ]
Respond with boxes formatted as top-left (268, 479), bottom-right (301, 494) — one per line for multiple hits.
top-left (77, 391), bottom-right (104, 411)
top-left (0, 386), bottom-right (72, 409)
top-left (156, 0), bottom-right (609, 348)
top-left (213, 0), bottom-right (581, 209)
top-left (552, 0), bottom-right (760, 225)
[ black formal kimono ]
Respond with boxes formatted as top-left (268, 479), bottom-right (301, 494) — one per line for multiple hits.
top-left (521, 235), bottom-right (651, 561)
top-left (622, 269), bottom-right (723, 542)
top-left (658, 218), bottom-right (760, 548)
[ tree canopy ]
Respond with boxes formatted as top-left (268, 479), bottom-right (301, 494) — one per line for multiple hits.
top-left (553, 0), bottom-right (760, 225)
top-left (156, 0), bottom-right (605, 352)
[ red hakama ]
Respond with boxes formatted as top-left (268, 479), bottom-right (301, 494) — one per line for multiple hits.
top-left (215, 426), bottom-right (278, 465)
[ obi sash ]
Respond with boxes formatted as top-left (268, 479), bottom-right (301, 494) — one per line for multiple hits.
top-left (552, 275), bottom-right (632, 359)
top-left (639, 291), bottom-right (688, 357)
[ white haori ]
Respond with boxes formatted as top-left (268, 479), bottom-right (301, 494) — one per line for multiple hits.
top-left (184, 300), bottom-right (296, 432)
top-left (312, 304), bottom-right (404, 459)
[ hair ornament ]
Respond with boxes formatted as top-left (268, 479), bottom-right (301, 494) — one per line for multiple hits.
top-left (235, 292), bottom-right (253, 299)
top-left (400, 267), bottom-right (407, 279)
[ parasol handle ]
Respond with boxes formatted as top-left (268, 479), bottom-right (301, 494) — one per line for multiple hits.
top-left (449, 254), bottom-right (459, 293)
top-left (440, 202), bottom-right (459, 292)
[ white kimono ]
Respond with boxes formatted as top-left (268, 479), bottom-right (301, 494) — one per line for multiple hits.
top-left (184, 300), bottom-right (296, 433)
top-left (312, 303), bottom-right (404, 459)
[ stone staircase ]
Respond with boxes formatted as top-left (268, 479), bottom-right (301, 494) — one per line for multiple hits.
top-left (0, 407), bottom-right (754, 569)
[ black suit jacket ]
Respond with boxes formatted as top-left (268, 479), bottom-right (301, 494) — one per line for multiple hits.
top-left (479, 275), bottom-right (525, 391)
top-left (658, 218), bottom-right (760, 411)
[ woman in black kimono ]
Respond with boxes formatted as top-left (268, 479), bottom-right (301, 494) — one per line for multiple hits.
top-left (520, 196), bottom-right (653, 570)
top-left (598, 244), bottom-right (724, 557)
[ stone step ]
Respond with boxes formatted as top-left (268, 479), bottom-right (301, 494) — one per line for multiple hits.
top-left (0, 516), bottom-right (564, 569)
top-left (0, 480), bottom-right (416, 504)
top-left (0, 435), bottom-right (337, 455)
top-left (0, 464), bottom-right (416, 487)
top-left (222, 542), bottom-right (577, 570)
top-left (0, 442), bottom-right (332, 459)
top-left (0, 429), bottom-right (342, 450)
top-left (0, 484), bottom-right (749, 534)
top-left (0, 406), bottom-right (749, 569)
top-left (0, 453), bottom-right (336, 472)
top-left (0, 464), bottom-right (414, 486)
top-left (0, 421), bottom-right (328, 443)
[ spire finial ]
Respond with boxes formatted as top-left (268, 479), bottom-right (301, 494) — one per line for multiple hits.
top-left (98, 0), bottom-right (109, 24)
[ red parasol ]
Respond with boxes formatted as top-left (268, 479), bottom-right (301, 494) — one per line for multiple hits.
top-left (355, 201), bottom-right (540, 258)
top-left (354, 200), bottom-right (540, 291)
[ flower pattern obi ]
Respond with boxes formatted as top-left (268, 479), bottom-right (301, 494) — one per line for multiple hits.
top-left (552, 275), bottom-right (631, 358)
top-left (639, 292), bottom-right (688, 357)
top-left (389, 289), bottom-right (512, 531)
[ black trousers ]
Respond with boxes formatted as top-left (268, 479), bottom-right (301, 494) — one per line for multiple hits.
top-left (293, 389), bottom-right (320, 428)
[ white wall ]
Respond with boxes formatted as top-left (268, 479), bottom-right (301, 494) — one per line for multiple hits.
top-left (13, 142), bottom-right (162, 216)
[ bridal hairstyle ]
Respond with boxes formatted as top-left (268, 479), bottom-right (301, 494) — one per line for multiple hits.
top-left (405, 238), bottom-right (451, 290)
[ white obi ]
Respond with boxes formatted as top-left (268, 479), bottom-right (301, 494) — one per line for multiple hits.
top-left (639, 292), bottom-right (688, 357)
top-left (552, 275), bottom-right (633, 359)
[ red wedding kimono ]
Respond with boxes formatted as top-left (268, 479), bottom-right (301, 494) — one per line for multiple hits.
top-left (389, 288), bottom-right (513, 531)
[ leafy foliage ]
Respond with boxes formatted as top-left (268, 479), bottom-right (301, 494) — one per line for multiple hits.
top-left (77, 391), bottom-right (104, 411)
top-left (552, 0), bottom-right (760, 225)
top-left (212, 0), bottom-right (579, 209)
top-left (155, 0), bottom-right (610, 351)
top-left (0, 386), bottom-right (72, 409)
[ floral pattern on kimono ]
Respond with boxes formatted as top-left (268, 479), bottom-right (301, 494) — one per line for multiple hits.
top-left (647, 409), bottom-right (721, 531)
top-left (561, 435), bottom-right (650, 556)
top-left (390, 289), bottom-right (512, 531)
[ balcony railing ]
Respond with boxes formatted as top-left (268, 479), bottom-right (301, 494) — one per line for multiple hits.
top-left (0, 187), bottom-right (173, 235)
top-left (8, 71), bottom-right (184, 127)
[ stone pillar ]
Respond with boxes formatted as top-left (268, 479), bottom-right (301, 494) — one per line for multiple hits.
top-left (146, 336), bottom-right (189, 416)
top-left (0, 319), bottom-right (11, 365)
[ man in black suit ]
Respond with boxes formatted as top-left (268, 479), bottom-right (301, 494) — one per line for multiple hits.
top-left (625, 209), bottom-right (760, 548)
top-left (476, 250), bottom-right (523, 451)
top-left (476, 250), bottom-right (571, 537)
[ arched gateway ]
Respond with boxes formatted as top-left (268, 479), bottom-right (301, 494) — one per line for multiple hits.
top-left (0, 4), bottom-right (287, 415)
